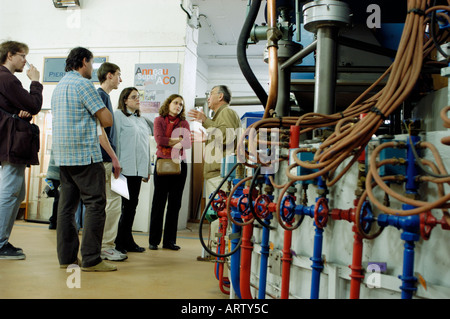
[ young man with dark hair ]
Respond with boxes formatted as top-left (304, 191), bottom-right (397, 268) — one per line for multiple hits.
top-left (96, 62), bottom-right (127, 261)
top-left (51, 47), bottom-right (116, 271)
top-left (0, 40), bottom-right (43, 260)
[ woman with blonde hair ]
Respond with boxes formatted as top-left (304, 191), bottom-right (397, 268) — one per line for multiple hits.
top-left (149, 94), bottom-right (190, 250)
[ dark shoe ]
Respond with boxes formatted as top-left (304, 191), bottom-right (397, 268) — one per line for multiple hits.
top-left (0, 244), bottom-right (26, 260)
top-left (48, 223), bottom-right (56, 230)
top-left (163, 243), bottom-right (180, 250)
top-left (6, 242), bottom-right (23, 253)
top-left (149, 244), bottom-right (158, 250)
top-left (127, 245), bottom-right (145, 253)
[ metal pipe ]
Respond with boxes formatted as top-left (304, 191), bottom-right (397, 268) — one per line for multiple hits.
top-left (239, 220), bottom-right (254, 299)
top-left (349, 225), bottom-right (364, 299)
top-left (195, 96), bottom-right (262, 107)
top-left (258, 216), bottom-right (271, 299)
top-left (377, 213), bottom-right (420, 299)
top-left (237, 0), bottom-right (268, 107)
top-left (275, 66), bottom-right (292, 117)
top-left (280, 228), bottom-right (293, 299)
top-left (399, 218), bottom-right (420, 300)
top-left (295, 0), bottom-right (301, 43)
top-left (230, 218), bottom-right (242, 299)
top-left (263, 0), bottom-right (280, 118)
top-left (216, 212), bottom-right (230, 295)
top-left (314, 26), bottom-right (338, 115)
top-left (281, 40), bottom-right (317, 71)
top-left (310, 222), bottom-right (324, 299)
top-left (202, 91), bottom-right (211, 118)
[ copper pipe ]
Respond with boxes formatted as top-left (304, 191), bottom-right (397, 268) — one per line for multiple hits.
top-left (263, 0), bottom-right (279, 119)
top-left (367, 143), bottom-right (450, 215)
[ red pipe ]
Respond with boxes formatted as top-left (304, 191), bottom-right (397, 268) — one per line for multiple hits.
top-left (240, 216), bottom-right (254, 299)
top-left (358, 114), bottom-right (367, 162)
top-left (331, 200), bottom-right (364, 299)
top-left (289, 125), bottom-right (300, 149)
top-left (217, 211), bottom-right (230, 295)
top-left (280, 226), bottom-right (293, 299)
top-left (349, 225), bottom-right (364, 299)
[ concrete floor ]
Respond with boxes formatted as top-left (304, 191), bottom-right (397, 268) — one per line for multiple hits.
top-left (0, 220), bottom-right (229, 299)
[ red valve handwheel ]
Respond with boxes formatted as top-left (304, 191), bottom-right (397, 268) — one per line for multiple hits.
top-left (420, 211), bottom-right (436, 240)
top-left (212, 190), bottom-right (227, 212)
top-left (254, 194), bottom-right (271, 219)
top-left (238, 193), bottom-right (251, 216)
top-left (314, 197), bottom-right (329, 228)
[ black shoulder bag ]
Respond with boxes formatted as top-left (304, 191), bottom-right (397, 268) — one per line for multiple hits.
top-left (0, 107), bottom-right (40, 164)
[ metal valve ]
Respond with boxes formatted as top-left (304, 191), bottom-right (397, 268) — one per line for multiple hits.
top-left (314, 197), bottom-right (329, 228)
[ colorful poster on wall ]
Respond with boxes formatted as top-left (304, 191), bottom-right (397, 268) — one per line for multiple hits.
top-left (134, 63), bottom-right (180, 113)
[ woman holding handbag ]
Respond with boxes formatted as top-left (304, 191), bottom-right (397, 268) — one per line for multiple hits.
top-left (149, 94), bottom-right (190, 250)
top-left (114, 87), bottom-right (151, 253)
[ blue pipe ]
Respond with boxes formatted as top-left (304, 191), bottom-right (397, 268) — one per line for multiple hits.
top-left (230, 213), bottom-right (242, 299)
top-left (405, 135), bottom-right (420, 193)
top-left (289, 195), bottom-right (327, 299)
top-left (377, 134), bottom-right (421, 299)
top-left (377, 212), bottom-right (420, 299)
top-left (402, 134), bottom-right (420, 299)
top-left (309, 177), bottom-right (328, 299)
top-left (310, 222), bottom-right (324, 299)
top-left (258, 215), bottom-right (272, 299)
top-left (399, 215), bottom-right (420, 299)
top-left (229, 178), bottom-right (244, 299)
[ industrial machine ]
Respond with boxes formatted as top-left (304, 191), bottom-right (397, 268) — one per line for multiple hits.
top-left (198, 0), bottom-right (450, 299)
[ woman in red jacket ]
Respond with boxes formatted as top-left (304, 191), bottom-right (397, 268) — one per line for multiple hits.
top-left (149, 94), bottom-right (190, 250)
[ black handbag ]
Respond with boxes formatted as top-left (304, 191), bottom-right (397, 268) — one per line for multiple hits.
top-left (0, 107), bottom-right (40, 163)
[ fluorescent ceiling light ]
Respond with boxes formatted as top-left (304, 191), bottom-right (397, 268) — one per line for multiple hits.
top-left (53, 0), bottom-right (80, 8)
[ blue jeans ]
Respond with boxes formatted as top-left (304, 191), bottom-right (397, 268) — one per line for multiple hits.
top-left (0, 162), bottom-right (26, 249)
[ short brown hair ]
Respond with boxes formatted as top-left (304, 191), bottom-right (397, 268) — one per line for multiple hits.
top-left (159, 94), bottom-right (186, 120)
top-left (97, 62), bottom-right (120, 84)
top-left (0, 41), bottom-right (29, 65)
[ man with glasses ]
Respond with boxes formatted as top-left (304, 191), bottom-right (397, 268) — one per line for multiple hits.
top-left (188, 85), bottom-right (241, 198)
top-left (0, 41), bottom-right (43, 260)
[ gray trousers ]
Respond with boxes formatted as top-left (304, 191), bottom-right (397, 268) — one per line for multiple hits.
top-left (57, 163), bottom-right (106, 267)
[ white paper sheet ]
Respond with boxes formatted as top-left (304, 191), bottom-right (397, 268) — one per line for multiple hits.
top-left (111, 174), bottom-right (129, 200)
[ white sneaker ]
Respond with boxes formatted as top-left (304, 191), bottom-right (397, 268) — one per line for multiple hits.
top-left (101, 248), bottom-right (128, 261)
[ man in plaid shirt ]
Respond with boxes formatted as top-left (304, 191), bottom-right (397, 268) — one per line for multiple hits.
top-left (51, 47), bottom-right (116, 272)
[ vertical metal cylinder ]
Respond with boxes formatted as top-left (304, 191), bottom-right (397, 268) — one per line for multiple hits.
top-left (303, 0), bottom-right (350, 116)
top-left (203, 91), bottom-right (211, 117)
top-left (314, 26), bottom-right (338, 115)
top-left (275, 66), bottom-right (292, 117)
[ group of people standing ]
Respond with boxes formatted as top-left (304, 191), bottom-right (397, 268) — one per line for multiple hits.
top-left (50, 47), bottom-right (191, 271)
top-left (0, 41), bottom-right (241, 273)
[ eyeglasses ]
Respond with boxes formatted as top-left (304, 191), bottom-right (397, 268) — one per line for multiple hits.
top-left (209, 90), bottom-right (223, 96)
top-left (128, 95), bottom-right (140, 101)
top-left (15, 53), bottom-right (26, 59)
